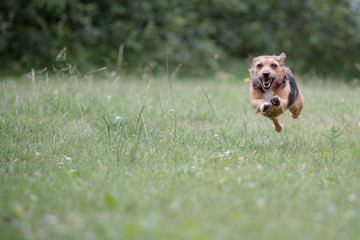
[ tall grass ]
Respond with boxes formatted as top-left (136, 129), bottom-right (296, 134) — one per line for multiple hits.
top-left (0, 73), bottom-right (359, 240)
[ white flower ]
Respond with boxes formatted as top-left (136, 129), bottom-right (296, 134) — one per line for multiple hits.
top-left (224, 150), bottom-right (232, 156)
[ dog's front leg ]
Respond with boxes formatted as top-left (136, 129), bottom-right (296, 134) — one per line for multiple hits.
top-left (269, 95), bottom-right (288, 115)
top-left (251, 99), bottom-right (268, 113)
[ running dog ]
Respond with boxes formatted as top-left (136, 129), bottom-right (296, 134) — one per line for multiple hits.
top-left (249, 53), bottom-right (304, 133)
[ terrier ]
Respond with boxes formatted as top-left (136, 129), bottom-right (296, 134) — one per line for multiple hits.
top-left (249, 53), bottom-right (304, 133)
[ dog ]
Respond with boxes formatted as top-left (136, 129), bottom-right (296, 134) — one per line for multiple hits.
top-left (249, 53), bottom-right (304, 133)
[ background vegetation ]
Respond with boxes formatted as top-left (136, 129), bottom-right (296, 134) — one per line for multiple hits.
top-left (1, 0), bottom-right (360, 77)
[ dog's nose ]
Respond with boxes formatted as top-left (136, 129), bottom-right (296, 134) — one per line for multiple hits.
top-left (262, 72), bottom-right (270, 78)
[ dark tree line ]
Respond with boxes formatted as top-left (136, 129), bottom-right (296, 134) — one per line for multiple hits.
top-left (1, 0), bottom-right (359, 77)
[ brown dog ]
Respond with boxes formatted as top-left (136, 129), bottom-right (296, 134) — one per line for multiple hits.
top-left (249, 53), bottom-right (304, 133)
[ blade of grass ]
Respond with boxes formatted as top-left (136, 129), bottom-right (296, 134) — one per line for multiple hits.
top-left (102, 116), bottom-right (111, 148)
top-left (199, 83), bottom-right (216, 116)
top-left (166, 53), bottom-right (181, 140)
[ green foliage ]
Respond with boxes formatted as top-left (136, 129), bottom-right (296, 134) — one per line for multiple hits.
top-left (1, 0), bottom-right (360, 76)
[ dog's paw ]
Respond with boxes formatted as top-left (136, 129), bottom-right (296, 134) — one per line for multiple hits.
top-left (275, 123), bottom-right (283, 133)
top-left (270, 96), bottom-right (280, 106)
top-left (261, 102), bottom-right (271, 113)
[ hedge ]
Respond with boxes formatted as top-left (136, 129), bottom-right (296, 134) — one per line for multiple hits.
top-left (1, 0), bottom-right (359, 77)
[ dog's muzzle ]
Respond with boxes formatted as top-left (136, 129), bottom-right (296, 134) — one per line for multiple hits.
top-left (260, 77), bottom-right (274, 89)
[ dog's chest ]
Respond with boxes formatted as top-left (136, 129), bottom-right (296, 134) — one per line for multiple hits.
top-left (263, 90), bottom-right (274, 102)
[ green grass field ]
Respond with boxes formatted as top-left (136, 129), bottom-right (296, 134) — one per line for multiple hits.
top-left (1, 74), bottom-right (360, 240)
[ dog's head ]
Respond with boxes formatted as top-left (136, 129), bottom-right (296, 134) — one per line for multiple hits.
top-left (250, 53), bottom-right (287, 90)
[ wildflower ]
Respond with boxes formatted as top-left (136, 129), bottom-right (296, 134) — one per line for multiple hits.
top-left (257, 165), bottom-right (262, 172)
top-left (238, 157), bottom-right (245, 164)
top-left (282, 163), bottom-right (286, 170)
top-left (224, 150), bottom-right (232, 156)
top-left (244, 77), bottom-right (250, 83)
top-left (116, 116), bottom-right (121, 120)
top-left (34, 152), bottom-right (41, 158)
top-left (224, 167), bottom-right (230, 171)
top-left (34, 171), bottom-right (40, 176)
top-left (61, 156), bottom-right (72, 163)
top-left (214, 150), bottom-right (232, 158)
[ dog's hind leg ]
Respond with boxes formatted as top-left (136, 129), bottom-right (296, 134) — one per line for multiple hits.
top-left (270, 117), bottom-right (283, 133)
top-left (289, 88), bottom-right (304, 119)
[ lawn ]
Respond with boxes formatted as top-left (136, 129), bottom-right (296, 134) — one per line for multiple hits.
top-left (1, 73), bottom-right (360, 240)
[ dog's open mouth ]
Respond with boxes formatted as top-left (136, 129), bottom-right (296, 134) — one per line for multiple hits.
top-left (261, 78), bottom-right (275, 89)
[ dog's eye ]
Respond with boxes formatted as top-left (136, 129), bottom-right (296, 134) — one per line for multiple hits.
top-left (256, 64), bottom-right (263, 68)
top-left (271, 64), bottom-right (277, 68)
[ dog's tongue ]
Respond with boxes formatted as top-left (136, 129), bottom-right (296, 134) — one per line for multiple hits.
top-left (263, 78), bottom-right (271, 84)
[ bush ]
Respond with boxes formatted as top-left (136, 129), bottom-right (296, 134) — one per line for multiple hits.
top-left (0, 0), bottom-right (359, 77)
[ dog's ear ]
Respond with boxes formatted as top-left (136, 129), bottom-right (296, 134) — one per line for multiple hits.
top-left (279, 52), bottom-right (286, 58)
top-left (278, 53), bottom-right (287, 65)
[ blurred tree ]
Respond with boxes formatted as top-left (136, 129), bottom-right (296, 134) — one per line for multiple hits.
top-left (0, 0), bottom-right (359, 77)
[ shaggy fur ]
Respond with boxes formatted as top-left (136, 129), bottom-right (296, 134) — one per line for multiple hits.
top-left (249, 53), bottom-right (304, 133)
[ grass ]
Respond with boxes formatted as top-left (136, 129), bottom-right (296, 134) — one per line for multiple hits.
top-left (1, 73), bottom-right (360, 240)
